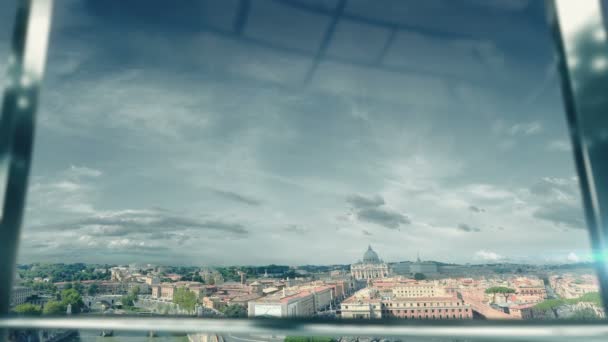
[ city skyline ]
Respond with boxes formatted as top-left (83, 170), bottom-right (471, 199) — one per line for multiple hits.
top-left (0, 1), bottom-right (594, 266)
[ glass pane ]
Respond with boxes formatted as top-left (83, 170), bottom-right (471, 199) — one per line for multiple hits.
top-left (7, 0), bottom-right (605, 324)
top-left (0, 0), bottom-right (17, 222)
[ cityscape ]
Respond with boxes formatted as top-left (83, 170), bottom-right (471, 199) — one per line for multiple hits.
top-left (9, 245), bottom-right (604, 341)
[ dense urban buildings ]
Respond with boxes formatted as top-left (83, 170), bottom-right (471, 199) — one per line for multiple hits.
top-left (340, 279), bottom-right (472, 320)
top-left (10, 250), bottom-right (605, 321)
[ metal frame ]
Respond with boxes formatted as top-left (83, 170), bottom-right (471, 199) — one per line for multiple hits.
top-left (1, 317), bottom-right (608, 341)
top-left (549, 0), bottom-right (608, 314)
top-left (1, 0), bottom-right (608, 340)
top-left (0, 0), bottom-right (53, 316)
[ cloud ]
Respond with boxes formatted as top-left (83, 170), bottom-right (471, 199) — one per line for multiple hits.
top-left (547, 140), bottom-right (572, 152)
top-left (346, 194), bottom-right (385, 209)
top-left (346, 194), bottom-right (410, 229)
top-left (457, 223), bottom-right (481, 232)
top-left (567, 252), bottom-right (580, 263)
top-left (475, 250), bottom-right (503, 261)
top-left (529, 177), bottom-right (584, 229)
top-left (210, 188), bottom-right (262, 206)
top-left (356, 207), bottom-right (411, 229)
top-left (284, 224), bottom-right (307, 234)
top-left (532, 202), bottom-right (585, 229)
top-left (508, 121), bottom-right (542, 136)
top-left (467, 184), bottom-right (514, 200)
top-left (34, 208), bottom-right (250, 236)
top-left (362, 229), bottom-right (372, 236)
top-left (68, 165), bottom-right (102, 178)
top-left (468, 205), bottom-right (485, 213)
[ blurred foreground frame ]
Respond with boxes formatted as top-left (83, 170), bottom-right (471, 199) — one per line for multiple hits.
top-left (1, 0), bottom-right (608, 341)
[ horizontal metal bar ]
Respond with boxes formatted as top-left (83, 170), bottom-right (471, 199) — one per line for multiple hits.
top-left (1, 318), bottom-right (608, 341)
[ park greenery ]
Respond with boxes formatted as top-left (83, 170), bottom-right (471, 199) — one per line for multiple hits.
top-left (12, 303), bottom-right (42, 316)
top-left (173, 287), bottom-right (198, 312)
top-left (60, 288), bottom-right (85, 314)
top-left (17, 263), bottom-right (111, 283)
top-left (121, 287), bottom-right (140, 308)
top-left (87, 282), bottom-right (99, 296)
top-left (570, 308), bottom-right (600, 320)
top-left (43, 301), bottom-right (66, 315)
top-left (533, 292), bottom-right (602, 318)
top-left (485, 286), bottom-right (516, 303)
top-left (220, 304), bottom-right (247, 318)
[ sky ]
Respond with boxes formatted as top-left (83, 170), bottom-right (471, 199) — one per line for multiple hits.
top-left (0, 0), bottom-right (598, 266)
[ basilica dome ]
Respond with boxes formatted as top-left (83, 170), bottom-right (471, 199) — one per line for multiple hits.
top-left (363, 245), bottom-right (381, 264)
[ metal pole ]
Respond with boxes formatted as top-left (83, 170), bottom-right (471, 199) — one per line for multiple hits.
top-left (0, 0), bottom-right (53, 329)
top-left (548, 0), bottom-right (608, 313)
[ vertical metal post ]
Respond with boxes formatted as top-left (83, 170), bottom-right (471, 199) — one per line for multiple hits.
top-left (0, 0), bottom-right (53, 327)
top-left (548, 0), bottom-right (608, 313)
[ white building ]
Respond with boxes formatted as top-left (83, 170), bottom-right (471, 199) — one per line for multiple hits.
top-left (351, 245), bottom-right (390, 280)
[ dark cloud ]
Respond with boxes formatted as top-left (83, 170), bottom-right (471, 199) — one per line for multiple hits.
top-left (529, 177), bottom-right (578, 198)
top-left (528, 178), bottom-right (585, 229)
top-left (357, 208), bottom-right (410, 229)
top-left (362, 229), bottom-right (372, 236)
top-left (210, 189), bottom-right (263, 206)
top-left (148, 232), bottom-right (189, 245)
top-left (457, 223), bottom-right (481, 232)
top-left (532, 202), bottom-right (585, 229)
top-left (346, 194), bottom-right (385, 209)
top-left (33, 209), bottom-right (249, 236)
top-left (25, 243), bottom-right (50, 249)
top-left (346, 194), bottom-right (409, 229)
top-left (469, 205), bottom-right (485, 213)
top-left (284, 224), bottom-right (308, 234)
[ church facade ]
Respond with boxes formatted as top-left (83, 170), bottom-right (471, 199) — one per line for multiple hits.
top-left (351, 245), bottom-right (390, 280)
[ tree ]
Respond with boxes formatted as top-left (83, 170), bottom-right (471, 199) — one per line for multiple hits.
top-left (43, 301), bottom-right (66, 315)
top-left (13, 303), bottom-right (42, 316)
top-left (130, 286), bottom-right (140, 297)
top-left (571, 308), bottom-right (599, 320)
top-left (173, 287), bottom-right (197, 312)
top-left (121, 287), bottom-right (140, 308)
top-left (61, 289), bottom-right (84, 314)
top-left (64, 283), bottom-right (73, 290)
top-left (88, 283), bottom-right (99, 296)
top-left (121, 295), bottom-right (135, 307)
top-left (73, 282), bottom-right (85, 295)
top-left (485, 287), bottom-right (516, 304)
top-left (221, 304), bottom-right (247, 318)
top-left (413, 273), bottom-right (426, 280)
top-left (533, 299), bottom-right (565, 318)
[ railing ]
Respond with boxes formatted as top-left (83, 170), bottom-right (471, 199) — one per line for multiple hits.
top-left (1, 0), bottom-right (608, 340)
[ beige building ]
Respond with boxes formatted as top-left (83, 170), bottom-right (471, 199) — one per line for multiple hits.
top-left (351, 245), bottom-right (390, 280)
top-left (202, 296), bottom-right (226, 311)
top-left (145, 275), bottom-right (160, 286)
top-left (248, 289), bottom-right (315, 318)
top-left (341, 293), bottom-right (472, 320)
top-left (151, 282), bottom-right (206, 301)
top-left (393, 282), bottom-right (447, 298)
